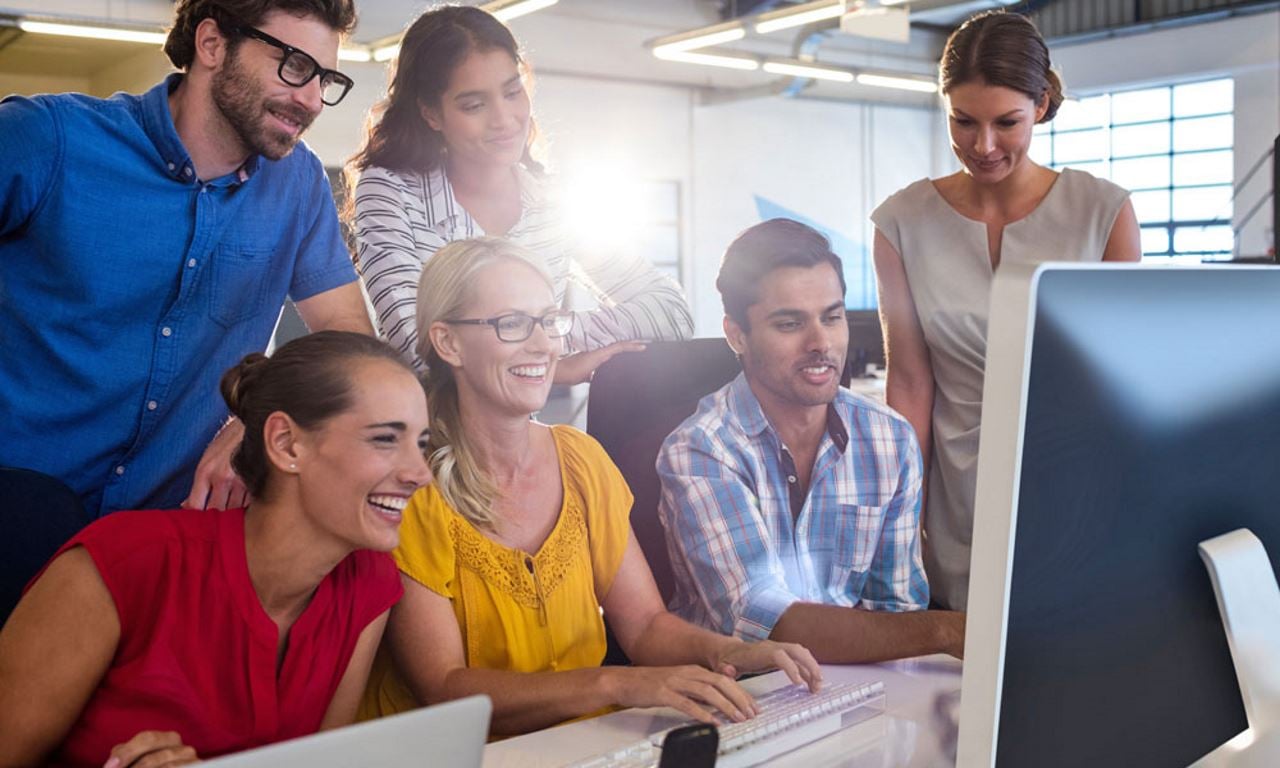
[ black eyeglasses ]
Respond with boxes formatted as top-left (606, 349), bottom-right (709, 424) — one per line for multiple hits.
top-left (237, 26), bottom-right (354, 106)
top-left (445, 311), bottom-right (575, 343)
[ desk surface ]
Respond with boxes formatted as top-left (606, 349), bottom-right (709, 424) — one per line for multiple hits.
top-left (482, 655), bottom-right (962, 767)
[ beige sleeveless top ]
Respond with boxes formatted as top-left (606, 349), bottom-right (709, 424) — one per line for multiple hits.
top-left (871, 168), bottom-right (1129, 610)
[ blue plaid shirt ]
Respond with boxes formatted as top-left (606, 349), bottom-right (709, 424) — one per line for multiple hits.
top-left (657, 373), bottom-right (928, 641)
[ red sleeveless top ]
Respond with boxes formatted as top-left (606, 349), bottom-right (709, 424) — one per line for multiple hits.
top-left (34, 507), bottom-right (402, 767)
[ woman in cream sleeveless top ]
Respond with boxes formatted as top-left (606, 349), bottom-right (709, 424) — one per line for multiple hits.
top-left (872, 11), bottom-right (1141, 611)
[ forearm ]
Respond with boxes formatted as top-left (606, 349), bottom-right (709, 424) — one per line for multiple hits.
top-left (770, 602), bottom-right (963, 664)
top-left (885, 379), bottom-right (933, 480)
top-left (570, 263), bottom-right (693, 351)
top-left (624, 611), bottom-right (737, 670)
top-left (437, 666), bottom-right (617, 737)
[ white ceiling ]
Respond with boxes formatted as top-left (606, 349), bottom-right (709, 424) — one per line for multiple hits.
top-left (0, 0), bottom-right (976, 105)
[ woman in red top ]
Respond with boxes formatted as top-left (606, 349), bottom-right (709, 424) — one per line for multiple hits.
top-left (0, 331), bottom-right (432, 768)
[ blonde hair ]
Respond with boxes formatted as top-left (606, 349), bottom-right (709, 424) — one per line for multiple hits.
top-left (415, 237), bottom-right (556, 530)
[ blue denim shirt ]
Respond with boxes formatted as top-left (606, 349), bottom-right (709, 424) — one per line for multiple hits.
top-left (0, 75), bottom-right (357, 518)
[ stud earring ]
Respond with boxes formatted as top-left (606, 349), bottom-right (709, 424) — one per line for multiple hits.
top-left (289, 463), bottom-right (297, 471)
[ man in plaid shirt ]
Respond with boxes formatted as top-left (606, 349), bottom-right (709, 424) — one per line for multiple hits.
top-left (657, 219), bottom-right (965, 663)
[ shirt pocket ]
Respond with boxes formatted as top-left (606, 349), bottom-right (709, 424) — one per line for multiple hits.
top-left (826, 503), bottom-right (889, 598)
top-left (208, 244), bottom-right (273, 328)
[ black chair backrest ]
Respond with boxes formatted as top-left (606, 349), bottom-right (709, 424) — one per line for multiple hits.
top-left (0, 467), bottom-right (90, 626)
top-left (586, 339), bottom-right (741, 606)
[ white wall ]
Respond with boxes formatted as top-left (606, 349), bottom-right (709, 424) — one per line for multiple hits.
top-left (1049, 11), bottom-right (1280, 257)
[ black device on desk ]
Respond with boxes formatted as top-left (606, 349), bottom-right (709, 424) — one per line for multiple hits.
top-left (657, 724), bottom-right (718, 768)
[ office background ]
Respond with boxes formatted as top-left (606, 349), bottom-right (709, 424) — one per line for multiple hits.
top-left (0, 0), bottom-right (1275, 336)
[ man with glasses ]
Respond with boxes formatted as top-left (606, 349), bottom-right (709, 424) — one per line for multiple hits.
top-left (0, 0), bottom-right (368, 520)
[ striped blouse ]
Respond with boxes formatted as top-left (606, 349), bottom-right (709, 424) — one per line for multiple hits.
top-left (354, 164), bottom-right (694, 371)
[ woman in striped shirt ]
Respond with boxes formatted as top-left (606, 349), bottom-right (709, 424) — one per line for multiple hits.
top-left (346, 5), bottom-right (693, 382)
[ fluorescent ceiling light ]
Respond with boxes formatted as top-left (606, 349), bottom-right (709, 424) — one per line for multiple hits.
top-left (650, 21), bottom-right (745, 55)
top-left (372, 43), bottom-right (400, 62)
top-left (877, 0), bottom-right (910, 6)
top-left (856, 73), bottom-right (939, 93)
top-left (484, 0), bottom-right (560, 22)
top-left (755, 0), bottom-right (845, 34)
top-left (763, 60), bottom-right (854, 82)
top-left (338, 47), bottom-right (372, 63)
top-left (18, 19), bottom-right (167, 45)
top-left (653, 49), bottom-right (759, 71)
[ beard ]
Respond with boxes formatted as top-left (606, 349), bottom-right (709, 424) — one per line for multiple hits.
top-left (211, 49), bottom-right (315, 161)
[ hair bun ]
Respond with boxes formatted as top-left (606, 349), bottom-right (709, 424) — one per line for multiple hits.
top-left (1041, 68), bottom-right (1065, 123)
top-left (220, 352), bottom-right (270, 418)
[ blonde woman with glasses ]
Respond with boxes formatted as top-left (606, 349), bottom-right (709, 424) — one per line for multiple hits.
top-left (359, 238), bottom-right (821, 737)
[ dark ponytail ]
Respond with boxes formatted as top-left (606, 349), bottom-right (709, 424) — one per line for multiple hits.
top-left (219, 331), bottom-right (417, 498)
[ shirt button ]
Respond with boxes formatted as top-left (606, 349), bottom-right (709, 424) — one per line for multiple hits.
top-left (147, 400), bottom-right (158, 411)
top-left (187, 258), bottom-right (197, 268)
top-left (114, 465), bottom-right (125, 476)
top-left (166, 162), bottom-right (175, 171)
top-left (183, 167), bottom-right (193, 177)
top-left (161, 326), bottom-right (172, 337)
top-left (788, 475), bottom-right (797, 483)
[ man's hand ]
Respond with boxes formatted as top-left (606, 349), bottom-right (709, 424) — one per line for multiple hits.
top-left (714, 639), bottom-right (823, 692)
top-left (183, 418), bottom-right (249, 511)
top-left (553, 341), bottom-right (646, 386)
top-left (104, 730), bottom-right (198, 768)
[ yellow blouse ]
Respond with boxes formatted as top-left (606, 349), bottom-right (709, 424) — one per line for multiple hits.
top-left (359, 426), bottom-right (633, 720)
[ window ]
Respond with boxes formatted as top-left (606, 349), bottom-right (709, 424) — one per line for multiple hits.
top-left (1031, 78), bottom-right (1235, 262)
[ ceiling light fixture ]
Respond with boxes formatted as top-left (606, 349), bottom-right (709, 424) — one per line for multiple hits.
top-left (650, 20), bottom-right (746, 57)
top-left (755, 0), bottom-right (846, 34)
top-left (762, 59), bottom-right (854, 82)
top-left (17, 19), bottom-right (167, 45)
top-left (372, 43), bottom-right (400, 62)
top-left (338, 47), bottom-right (372, 62)
top-left (856, 73), bottom-right (939, 93)
top-left (654, 49), bottom-right (760, 71)
top-left (485, 0), bottom-right (560, 23)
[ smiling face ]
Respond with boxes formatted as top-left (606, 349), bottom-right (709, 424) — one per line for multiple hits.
top-left (293, 358), bottom-right (433, 553)
top-left (421, 47), bottom-right (531, 172)
top-left (727, 263), bottom-right (848, 414)
top-left (945, 79), bottom-right (1047, 185)
top-left (210, 11), bottom-right (339, 160)
top-left (434, 258), bottom-right (560, 419)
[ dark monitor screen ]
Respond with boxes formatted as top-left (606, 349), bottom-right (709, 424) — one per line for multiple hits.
top-left (991, 267), bottom-right (1280, 766)
top-left (844, 309), bottom-right (884, 379)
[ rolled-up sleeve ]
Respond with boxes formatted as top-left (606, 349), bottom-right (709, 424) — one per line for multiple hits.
top-left (657, 427), bottom-right (800, 641)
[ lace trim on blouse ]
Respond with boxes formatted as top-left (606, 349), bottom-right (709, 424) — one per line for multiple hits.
top-left (448, 501), bottom-right (587, 609)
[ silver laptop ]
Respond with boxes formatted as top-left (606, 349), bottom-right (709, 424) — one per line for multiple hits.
top-left (200, 695), bottom-right (491, 768)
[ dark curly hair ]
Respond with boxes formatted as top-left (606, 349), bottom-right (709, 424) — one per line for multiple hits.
top-left (165, 0), bottom-right (356, 70)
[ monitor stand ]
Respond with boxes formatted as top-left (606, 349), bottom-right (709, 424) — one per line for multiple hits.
top-left (1194, 529), bottom-right (1280, 767)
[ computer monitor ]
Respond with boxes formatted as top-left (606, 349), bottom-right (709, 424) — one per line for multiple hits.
top-left (958, 263), bottom-right (1280, 767)
top-left (844, 309), bottom-right (885, 379)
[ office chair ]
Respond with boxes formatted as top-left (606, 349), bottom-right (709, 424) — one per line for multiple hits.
top-left (586, 339), bottom-right (741, 662)
top-left (0, 467), bottom-right (90, 626)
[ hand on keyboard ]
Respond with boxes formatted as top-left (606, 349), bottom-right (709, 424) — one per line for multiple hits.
top-left (713, 639), bottom-right (823, 693)
top-left (601, 664), bottom-right (756, 724)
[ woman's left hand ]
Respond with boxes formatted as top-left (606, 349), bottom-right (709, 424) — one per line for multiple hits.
top-left (713, 639), bottom-right (823, 692)
top-left (553, 341), bottom-right (647, 385)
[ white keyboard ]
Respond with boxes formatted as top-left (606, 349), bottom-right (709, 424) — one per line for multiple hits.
top-left (562, 679), bottom-right (885, 768)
